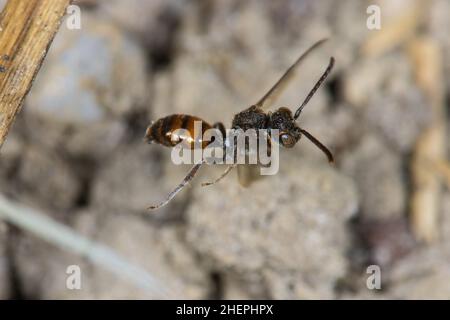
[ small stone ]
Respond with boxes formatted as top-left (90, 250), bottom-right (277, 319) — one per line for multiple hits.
top-left (26, 12), bottom-right (150, 159)
top-left (73, 213), bottom-right (210, 299)
top-left (186, 155), bottom-right (358, 298)
top-left (343, 59), bottom-right (388, 108)
top-left (263, 269), bottom-right (335, 299)
top-left (100, 0), bottom-right (183, 65)
top-left (92, 142), bottom-right (166, 213)
top-left (13, 210), bottom-right (210, 299)
top-left (343, 53), bottom-right (419, 120)
top-left (388, 247), bottom-right (450, 299)
top-left (222, 273), bottom-right (267, 299)
top-left (357, 217), bottom-right (416, 268)
top-left (341, 133), bottom-right (406, 220)
top-left (17, 147), bottom-right (81, 211)
top-left (11, 232), bottom-right (85, 299)
top-left (365, 67), bottom-right (429, 153)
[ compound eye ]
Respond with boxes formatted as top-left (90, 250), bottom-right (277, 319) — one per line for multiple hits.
top-left (280, 133), bottom-right (296, 148)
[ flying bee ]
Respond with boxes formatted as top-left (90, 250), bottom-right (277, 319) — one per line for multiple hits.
top-left (145, 39), bottom-right (335, 210)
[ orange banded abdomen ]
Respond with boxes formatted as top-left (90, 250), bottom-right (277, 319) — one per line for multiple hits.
top-left (145, 114), bottom-right (213, 149)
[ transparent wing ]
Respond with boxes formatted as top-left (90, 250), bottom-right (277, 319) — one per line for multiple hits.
top-left (254, 39), bottom-right (328, 110)
top-left (237, 164), bottom-right (260, 187)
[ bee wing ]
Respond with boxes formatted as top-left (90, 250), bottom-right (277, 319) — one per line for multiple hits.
top-left (237, 164), bottom-right (260, 187)
top-left (254, 39), bottom-right (328, 110)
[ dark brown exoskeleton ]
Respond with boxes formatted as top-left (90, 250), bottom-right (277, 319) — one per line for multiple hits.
top-left (145, 39), bottom-right (335, 210)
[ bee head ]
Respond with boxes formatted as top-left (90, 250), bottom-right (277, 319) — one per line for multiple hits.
top-left (269, 107), bottom-right (302, 148)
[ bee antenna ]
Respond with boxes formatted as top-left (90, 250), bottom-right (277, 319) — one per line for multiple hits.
top-left (294, 57), bottom-right (335, 120)
top-left (299, 128), bottom-right (334, 163)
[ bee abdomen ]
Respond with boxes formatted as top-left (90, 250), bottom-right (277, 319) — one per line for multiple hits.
top-left (145, 114), bottom-right (213, 148)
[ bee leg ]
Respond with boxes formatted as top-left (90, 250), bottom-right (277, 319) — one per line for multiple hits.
top-left (201, 164), bottom-right (236, 187)
top-left (147, 161), bottom-right (204, 210)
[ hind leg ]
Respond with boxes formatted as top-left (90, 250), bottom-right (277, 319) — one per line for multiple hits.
top-left (201, 164), bottom-right (236, 187)
top-left (147, 161), bottom-right (204, 210)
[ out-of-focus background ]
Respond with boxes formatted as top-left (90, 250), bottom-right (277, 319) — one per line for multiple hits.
top-left (0, 0), bottom-right (449, 299)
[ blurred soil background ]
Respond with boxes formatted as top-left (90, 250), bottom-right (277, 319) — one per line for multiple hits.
top-left (0, 0), bottom-right (449, 299)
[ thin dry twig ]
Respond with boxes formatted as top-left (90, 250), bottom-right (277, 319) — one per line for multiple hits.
top-left (408, 38), bottom-right (446, 243)
top-left (0, 194), bottom-right (176, 298)
top-left (0, 0), bottom-right (71, 148)
top-left (434, 160), bottom-right (450, 191)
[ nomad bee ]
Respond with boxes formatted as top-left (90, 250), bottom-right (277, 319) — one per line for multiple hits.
top-left (145, 39), bottom-right (335, 210)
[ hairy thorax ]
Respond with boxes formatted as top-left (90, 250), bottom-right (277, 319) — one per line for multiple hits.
top-left (231, 105), bottom-right (269, 131)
